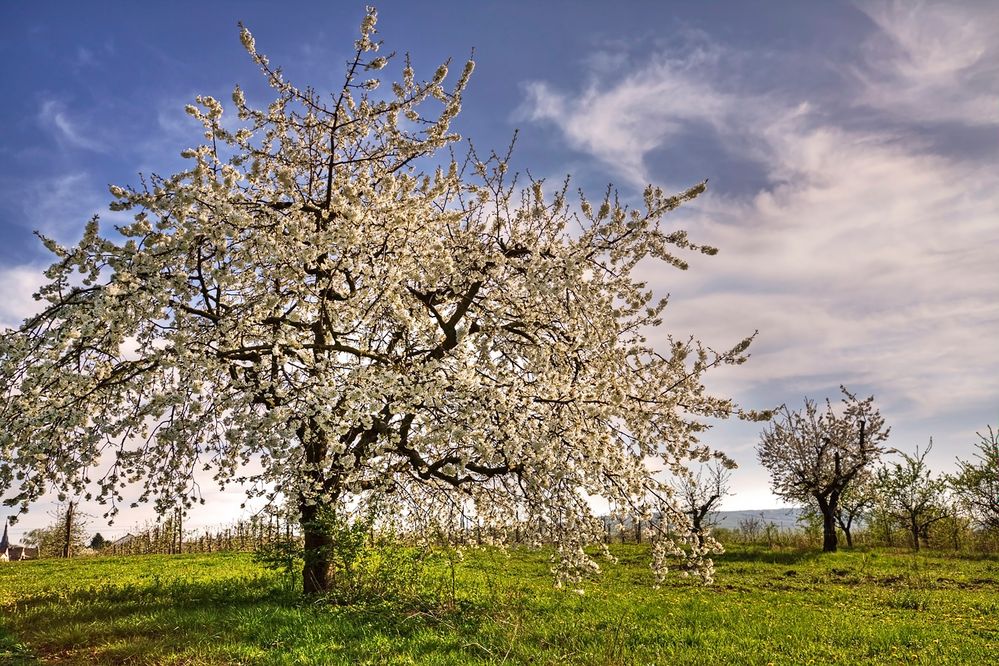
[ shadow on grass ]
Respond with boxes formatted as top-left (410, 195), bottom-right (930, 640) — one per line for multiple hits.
top-left (715, 547), bottom-right (825, 566)
top-left (9, 574), bottom-right (488, 665)
top-left (923, 549), bottom-right (999, 563)
top-left (0, 624), bottom-right (37, 665)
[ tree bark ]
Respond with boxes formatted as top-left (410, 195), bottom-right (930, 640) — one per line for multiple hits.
top-left (62, 501), bottom-right (75, 558)
top-left (840, 512), bottom-right (854, 548)
top-left (921, 524), bottom-right (933, 550)
top-left (836, 511), bottom-right (857, 549)
top-left (910, 518), bottom-right (920, 552)
top-left (817, 496), bottom-right (838, 552)
top-left (301, 502), bottom-right (333, 595)
top-left (299, 419), bottom-right (335, 595)
top-left (691, 514), bottom-right (706, 548)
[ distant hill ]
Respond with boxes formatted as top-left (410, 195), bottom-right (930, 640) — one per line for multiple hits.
top-left (604, 507), bottom-right (805, 531)
top-left (711, 508), bottom-right (803, 530)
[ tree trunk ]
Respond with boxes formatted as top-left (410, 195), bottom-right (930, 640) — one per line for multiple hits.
top-left (882, 518), bottom-right (893, 547)
top-left (62, 501), bottom-right (75, 558)
top-left (301, 503), bottom-right (333, 595)
top-left (817, 496), bottom-right (838, 552)
top-left (691, 513), bottom-right (706, 548)
top-left (836, 511), bottom-right (856, 549)
top-left (910, 518), bottom-right (920, 552)
top-left (822, 513), bottom-right (838, 552)
top-left (298, 421), bottom-right (335, 595)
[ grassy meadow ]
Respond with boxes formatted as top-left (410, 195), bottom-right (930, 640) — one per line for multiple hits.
top-left (1, 544), bottom-right (997, 665)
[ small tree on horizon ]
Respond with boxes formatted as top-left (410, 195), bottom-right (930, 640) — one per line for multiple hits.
top-left (757, 388), bottom-right (889, 552)
top-left (21, 503), bottom-right (89, 558)
top-left (672, 460), bottom-right (733, 547)
top-left (0, 7), bottom-right (758, 594)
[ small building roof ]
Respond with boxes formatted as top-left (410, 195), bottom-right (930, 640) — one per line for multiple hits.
top-left (111, 533), bottom-right (136, 546)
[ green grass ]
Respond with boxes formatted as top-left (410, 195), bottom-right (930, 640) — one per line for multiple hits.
top-left (1, 545), bottom-right (997, 664)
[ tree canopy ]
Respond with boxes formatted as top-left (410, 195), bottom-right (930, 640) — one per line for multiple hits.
top-left (875, 440), bottom-right (948, 551)
top-left (951, 426), bottom-right (999, 532)
top-left (0, 7), bottom-right (756, 592)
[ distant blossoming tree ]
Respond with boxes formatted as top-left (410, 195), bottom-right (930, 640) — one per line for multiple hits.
top-left (757, 388), bottom-right (889, 552)
top-left (0, 7), bottom-right (756, 594)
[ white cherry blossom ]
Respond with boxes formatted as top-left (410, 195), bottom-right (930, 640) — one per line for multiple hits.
top-left (0, 7), bottom-right (757, 594)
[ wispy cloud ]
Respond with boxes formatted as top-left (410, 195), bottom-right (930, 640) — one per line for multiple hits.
top-left (74, 46), bottom-right (97, 68)
top-left (853, 0), bottom-right (999, 126)
top-left (38, 99), bottom-right (107, 152)
top-left (667, 124), bottom-right (999, 416)
top-left (518, 43), bottom-right (746, 189)
top-left (2, 171), bottom-right (130, 248)
top-left (519, 2), bottom-right (999, 428)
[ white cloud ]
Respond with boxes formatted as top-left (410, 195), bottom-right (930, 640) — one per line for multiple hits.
top-left (853, 0), bottom-right (999, 125)
top-left (0, 265), bottom-right (46, 329)
top-left (664, 113), bottom-right (999, 418)
top-left (38, 100), bottom-right (107, 153)
top-left (520, 3), bottom-right (999, 496)
top-left (519, 45), bottom-right (743, 189)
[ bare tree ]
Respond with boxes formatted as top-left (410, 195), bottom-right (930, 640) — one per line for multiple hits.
top-left (757, 387), bottom-right (889, 552)
top-left (737, 514), bottom-right (763, 544)
top-left (672, 461), bottom-right (732, 546)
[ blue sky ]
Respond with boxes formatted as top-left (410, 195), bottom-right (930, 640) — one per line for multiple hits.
top-left (2, 1), bottom-right (997, 540)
